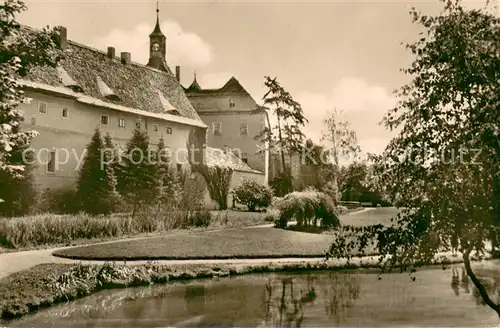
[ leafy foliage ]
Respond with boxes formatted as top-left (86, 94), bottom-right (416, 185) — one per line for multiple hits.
top-left (272, 189), bottom-right (340, 229)
top-left (269, 170), bottom-right (294, 197)
top-left (327, 0), bottom-right (500, 316)
top-left (233, 178), bottom-right (273, 211)
top-left (77, 129), bottom-right (120, 216)
top-left (0, 133), bottom-right (37, 216)
top-left (36, 187), bottom-right (80, 215)
top-left (0, 0), bottom-right (61, 204)
top-left (194, 164), bottom-right (233, 210)
top-left (321, 108), bottom-right (361, 200)
top-left (299, 139), bottom-right (336, 191)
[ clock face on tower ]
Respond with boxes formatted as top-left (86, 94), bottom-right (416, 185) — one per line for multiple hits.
top-left (152, 43), bottom-right (160, 51)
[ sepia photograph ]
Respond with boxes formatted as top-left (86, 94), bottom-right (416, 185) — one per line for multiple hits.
top-left (0, 0), bottom-right (499, 326)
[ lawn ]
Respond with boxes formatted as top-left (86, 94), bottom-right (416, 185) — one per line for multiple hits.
top-left (52, 208), bottom-right (399, 261)
top-left (53, 227), bottom-right (337, 260)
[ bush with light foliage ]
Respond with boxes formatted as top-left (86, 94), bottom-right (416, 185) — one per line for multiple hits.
top-left (272, 189), bottom-right (339, 228)
top-left (233, 178), bottom-right (273, 211)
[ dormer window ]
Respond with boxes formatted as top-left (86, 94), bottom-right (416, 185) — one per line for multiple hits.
top-left (57, 66), bottom-right (83, 92)
top-left (96, 75), bottom-right (120, 101)
top-left (157, 90), bottom-right (178, 113)
top-left (166, 109), bottom-right (180, 116)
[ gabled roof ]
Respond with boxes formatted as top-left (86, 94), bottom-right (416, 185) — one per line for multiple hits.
top-left (21, 27), bottom-right (203, 123)
top-left (185, 76), bottom-right (250, 96)
top-left (185, 76), bottom-right (261, 113)
top-left (205, 147), bottom-right (263, 174)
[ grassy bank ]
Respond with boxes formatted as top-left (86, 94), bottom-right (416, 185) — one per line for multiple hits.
top-left (0, 254), bottom-right (476, 321)
top-left (0, 210), bottom-right (270, 253)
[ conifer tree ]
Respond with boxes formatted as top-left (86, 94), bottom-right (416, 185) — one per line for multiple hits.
top-left (115, 126), bottom-right (160, 217)
top-left (103, 132), bottom-right (119, 169)
top-left (77, 128), bottom-right (120, 215)
top-left (155, 137), bottom-right (181, 208)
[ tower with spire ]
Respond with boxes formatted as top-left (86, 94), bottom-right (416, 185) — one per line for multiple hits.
top-left (147, 2), bottom-right (169, 72)
top-left (187, 71), bottom-right (201, 91)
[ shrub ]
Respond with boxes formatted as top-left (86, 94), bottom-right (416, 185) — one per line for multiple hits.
top-left (36, 187), bottom-right (80, 214)
top-left (233, 178), bottom-right (273, 211)
top-left (185, 209), bottom-right (212, 228)
top-left (272, 190), bottom-right (340, 228)
top-left (178, 171), bottom-right (207, 211)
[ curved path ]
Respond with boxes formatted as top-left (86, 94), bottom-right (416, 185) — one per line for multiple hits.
top-left (0, 207), bottom-right (401, 279)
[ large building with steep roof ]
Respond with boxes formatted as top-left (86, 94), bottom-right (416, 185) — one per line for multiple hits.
top-left (18, 9), bottom-right (208, 190)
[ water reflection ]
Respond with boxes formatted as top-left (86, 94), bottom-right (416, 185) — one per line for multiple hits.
top-left (5, 262), bottom-right (500, 328)
top-left (262, 273), bottom-right (360, 327)
top-left (449, 264), bottom-right (500, 311)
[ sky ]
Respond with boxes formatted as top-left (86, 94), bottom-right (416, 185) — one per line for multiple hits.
top-left (18, 0), bottom-right (498, 156)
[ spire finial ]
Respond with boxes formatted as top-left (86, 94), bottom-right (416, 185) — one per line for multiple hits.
top-left (194, 71), bottom-right (197, 81)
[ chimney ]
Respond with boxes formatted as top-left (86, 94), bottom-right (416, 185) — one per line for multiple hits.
top-left (107, 47), bottom-right (115, 59)
top-left (57, 26), bottom-right (68, 50)
top-left (175, 66), bottom-right (181, 83)
top-left (120, 52), bottom-right (131, 65)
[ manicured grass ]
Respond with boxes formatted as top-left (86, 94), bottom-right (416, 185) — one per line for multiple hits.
top-left (0, 210), bottom-right (270, 252)
top-left (53, 208), bottom-right (400, 261)
top-left (53, 227), bottom-right (338, 260)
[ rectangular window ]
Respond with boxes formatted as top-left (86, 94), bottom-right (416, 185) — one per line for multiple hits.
top-left (213, 122), bottom-right (222, 135)
top-left (242, 153), bottom-right (248, 164)
top-left (239, 123), bottom-right (248, 136)
top-left (152, 124), bottom-right (158, 132)
top-left (38, 102), bottom-right (47, 114)
top-left (118, 118), bottom-right (125, 128)
top-left (31, 117), bottom-right (36, 126)
top-left (166, 127), bottom-right (172, 134)
top-left (100, 115), bottom-right (109, 125)
top-left (62, 108), bottom-right (68, 118)
top-left (176, 163), bottom-right (182, 172)
top-left (47, 151), bottom-right (56, 173)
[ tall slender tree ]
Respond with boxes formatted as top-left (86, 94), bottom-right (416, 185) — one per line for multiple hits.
top-left (321, 108), bottom-right (361, 202)
top-left (255, 76), bottom-right (308, 194)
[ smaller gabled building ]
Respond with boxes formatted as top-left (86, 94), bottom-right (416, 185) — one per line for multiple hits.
top-left (184, 75), bottom-right (269, 182)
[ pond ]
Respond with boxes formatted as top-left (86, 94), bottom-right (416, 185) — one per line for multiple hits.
top-left (8, 261), bottom-right (500, 327)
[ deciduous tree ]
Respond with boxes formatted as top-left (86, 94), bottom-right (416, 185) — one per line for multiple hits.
top-left (0, 0), bottom-right (61, 205)
top-left (321, 108), bottom-right (361, 203)
top-left (327, 0), bottom-right (500, 317)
